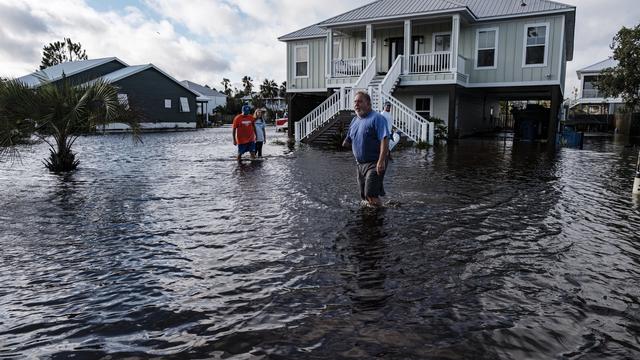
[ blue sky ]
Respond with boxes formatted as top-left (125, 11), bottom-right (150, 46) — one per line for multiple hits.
top-left (0, 0), bottom-right (638, 95)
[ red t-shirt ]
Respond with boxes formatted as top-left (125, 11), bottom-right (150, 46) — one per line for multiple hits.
top-left (232, 114), bottom-right (256, 144)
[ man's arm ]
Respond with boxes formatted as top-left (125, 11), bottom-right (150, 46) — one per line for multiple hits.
top-left (232, 128), bottom-right (237, 145)
top-left (377, 137), bottom-right (389, 174)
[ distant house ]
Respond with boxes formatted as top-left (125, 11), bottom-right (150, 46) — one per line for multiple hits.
top-left (241, 93), bottom-right (288, 113)
top-left (17, 57), bottom-right (201, 131)
top-left (181, 80), bottom-right (227, 116)
top-left (279, 0), bottom-right (576, 143)
top-left (565, 58), bottom-right (636, 134)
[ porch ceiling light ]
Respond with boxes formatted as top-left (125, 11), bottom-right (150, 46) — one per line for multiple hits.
top-left (521, 0), bottom-right (527, 6)
top-left (383, 38), bottom-right (389, 47)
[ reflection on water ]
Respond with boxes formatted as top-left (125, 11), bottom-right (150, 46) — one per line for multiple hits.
top-left (1, 128), bottom-right (640, 359)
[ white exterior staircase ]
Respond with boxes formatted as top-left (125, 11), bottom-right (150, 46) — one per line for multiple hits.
top-left (295, 55), bottom-right (434, 145)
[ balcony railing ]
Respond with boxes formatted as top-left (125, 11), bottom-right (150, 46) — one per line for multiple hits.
top-left (332, 57), bottom-right (366, 77)
top-left (409, 51), bottom-right (451, 74)
top-left (582, 89), bottom-right (603, 98)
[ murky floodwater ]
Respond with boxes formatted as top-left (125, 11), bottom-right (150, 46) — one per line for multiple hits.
top-left (1, 127), bottom-right (640, 359)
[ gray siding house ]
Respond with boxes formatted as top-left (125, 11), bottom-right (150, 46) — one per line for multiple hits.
top-left (18, 57), bottom-right (200, 131)
top-left (279, 0), bottom-right (576, 143)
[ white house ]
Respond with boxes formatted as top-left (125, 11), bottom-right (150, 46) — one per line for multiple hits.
top-left (279, 0), bottom-right (576, 143)
top-left (181, 80), bottom-right (227, 115)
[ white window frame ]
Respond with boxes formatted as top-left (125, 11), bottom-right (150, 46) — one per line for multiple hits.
top-left (164, 99), bottom-right (171, 108)
top-left (475, 27), bottom-right (499, 70)
top-left (117, 93), bottom-right (129, 110)
top-left (333, 40), bottom-right (342, 60)
top-left (294, 44), bottom-right (309, 79)
top-left (432, 32), bottom-right (451, 53)
top-left (180, 97), bottom-right (190, 112)
top-left (414, 95), bottom-right (434, 119)
top-left (522, 22), bottom-right (550, 68)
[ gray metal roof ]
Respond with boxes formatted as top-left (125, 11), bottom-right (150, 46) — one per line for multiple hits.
top-left (577, 58), bottom-right (618, 75)
top-left (320, 0), bottom-right (574, 25)
top-left (90, 64), bottom-right (201, 97)
top-left (181, 80), bottom-right (227, 98)
top-left (280, 0), bottom-right (575, 41)
top-left (278, 24), bottom-right (327, 41)
top-left (17, 57), bottom-right (128, 87)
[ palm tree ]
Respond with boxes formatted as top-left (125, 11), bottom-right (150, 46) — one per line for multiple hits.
top-left (0, 76), bottom-right (140, 172)
top-left (241, 76), bottom-right (253, 96)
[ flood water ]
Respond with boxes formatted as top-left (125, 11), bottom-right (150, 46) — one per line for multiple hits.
top-left (1, 127), bottom-right (640, 359)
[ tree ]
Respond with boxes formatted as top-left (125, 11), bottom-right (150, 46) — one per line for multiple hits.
top-left (220, 78), bottom-right (232, 97)
top-left (0, 76), bottom-right (140, 172)
top-left (279, 81), bottom-right (287, 98)
top-left (597, 24), bottom-right (640, 112)
top-left (241, 76), bottom-right (253, 96)
top-left (259, 79), bottom-right (278, 100)
top-left (40, 38), bottom-right (88, 70)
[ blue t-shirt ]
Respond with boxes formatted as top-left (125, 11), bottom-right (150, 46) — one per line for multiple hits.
top-left (345, 111), bottom-right (390, 163)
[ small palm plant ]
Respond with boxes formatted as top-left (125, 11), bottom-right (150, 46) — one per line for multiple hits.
top-left (0, 76), bottom-right (140, 172)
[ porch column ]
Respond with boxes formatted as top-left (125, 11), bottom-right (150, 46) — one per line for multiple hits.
top-left (451, 14), bottom-right (460, 72)
top-left (366, 24), bottom-right (373, 65)
top-left (327, 30), bottom-right (334, 77)
top-left (403, 20), bottom-right (411, 75)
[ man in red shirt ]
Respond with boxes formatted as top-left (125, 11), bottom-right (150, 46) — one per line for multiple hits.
top-left (232, 104), bottom-right (257, 161)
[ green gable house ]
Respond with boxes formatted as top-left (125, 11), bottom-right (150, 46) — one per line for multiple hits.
top-left (279, 0), bottom-right (576, 144)
top-left (18, 57), bottom-right (200, 131)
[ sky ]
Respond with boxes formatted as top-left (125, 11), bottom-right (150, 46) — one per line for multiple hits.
top-left (0, 0), bottom-right (638, 96)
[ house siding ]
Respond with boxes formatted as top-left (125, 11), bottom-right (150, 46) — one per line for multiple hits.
top-left (459, 15), bottom-right (564, 84)
top-left (393, 89), bottom-right (449, 123)
top-left (287, 39), bottom-right (326, 91)
top-left (114, 68), bottom-right (197, 124)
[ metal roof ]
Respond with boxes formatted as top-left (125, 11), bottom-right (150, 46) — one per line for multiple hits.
top-left (90, 64), bottom-right (201, 97)
top-left (279, 0), bottom-right (575, 41)
top-left (577, 58), bottom-right (618, 76)
top-left (17, 57), bottom-right (128, 87)
top-left (181, 80), bottom-right (227, 98)
top-left (278, 24), bottom-right (327, 41)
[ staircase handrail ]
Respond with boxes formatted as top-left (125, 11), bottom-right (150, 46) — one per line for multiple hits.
top-left (380, 89), bottom-right (434, 144)
top-left (381, 55), bottom-right (403, 95)
top-left (295, 91), bottom-right (341, 142)
top-left (353, 56), bottom-right (377, 90)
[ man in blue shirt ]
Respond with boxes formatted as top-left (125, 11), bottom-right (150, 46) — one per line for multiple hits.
top-left (342, 90), bottom-right (390, 207)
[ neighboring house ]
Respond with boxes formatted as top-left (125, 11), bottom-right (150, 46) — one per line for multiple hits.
top-left (279, 0), bottom-right (576, 143)
top-left (17, 57), bottom-right (200, 131)
top-left (181, 80), bottom-right (227, 116)
top-left (566, 58), bottom-right (624, 132)
top-left (241, 93), bottom-right (288, 112)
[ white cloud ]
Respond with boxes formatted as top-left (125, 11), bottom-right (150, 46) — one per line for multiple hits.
top-left (0, 0), bottom-right (638, 97)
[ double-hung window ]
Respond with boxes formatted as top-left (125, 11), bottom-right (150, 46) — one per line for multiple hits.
top-left (294, 45), bottom-right (309, 78)
top-left (179, 97), bottom-right (190, 112)
top-left (523, 23), bottom-right (549, 67)
top-left (476, 28), bottom-right (498, 69)
top-left (415, 96), bottom-right (433, 120)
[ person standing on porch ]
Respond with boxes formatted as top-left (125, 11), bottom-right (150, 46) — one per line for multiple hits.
top-left (343, 91), bottom-right (390, 207)
top-left (254, 109), bottom-right (267, 157)
top-left (232, 104), bottom-right (257, 161)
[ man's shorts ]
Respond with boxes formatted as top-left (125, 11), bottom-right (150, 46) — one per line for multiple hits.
top-left (237, 141), bottom-right (256, 155)
top-left (356, 161), bottom-right (385, 200)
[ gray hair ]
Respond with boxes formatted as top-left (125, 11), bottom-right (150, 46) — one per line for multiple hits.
top-left (353, 90), bottom-right (371, 104)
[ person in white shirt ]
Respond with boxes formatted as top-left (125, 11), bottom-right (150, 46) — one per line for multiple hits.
top-left (254, 109), bottom-right (267, 157)
top-left (380, 101), bottom-right (400, 153)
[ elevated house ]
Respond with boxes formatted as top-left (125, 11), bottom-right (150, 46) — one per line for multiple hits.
top-left (18, 57), bottom-right (200, 131)
top-left (566, 58), bottom-right (624, 133)
top-left (278, 0), bottom-right (576, 144)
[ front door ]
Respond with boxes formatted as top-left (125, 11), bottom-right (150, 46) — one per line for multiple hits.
top-left (388, 38), bottom-right (404, 70)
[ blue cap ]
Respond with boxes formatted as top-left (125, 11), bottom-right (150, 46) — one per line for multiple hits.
top-left (242, 104), bottom-right (251, 115)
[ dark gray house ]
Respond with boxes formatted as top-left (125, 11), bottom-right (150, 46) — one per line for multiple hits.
top-left (18, 57), bottom-right (200, 130)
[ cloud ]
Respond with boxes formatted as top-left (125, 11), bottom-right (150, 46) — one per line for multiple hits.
top-left (0, 0), bottom-right (637, 97)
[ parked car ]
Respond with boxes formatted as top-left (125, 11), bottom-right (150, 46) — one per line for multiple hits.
top-left (275, 117), bottom-right (288, 132)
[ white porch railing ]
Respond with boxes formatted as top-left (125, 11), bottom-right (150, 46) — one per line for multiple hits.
top-left (295, 91), bottom-right (342, 142)
top-left (332, 57), bottom-right (367, 77)
top-left (409, 51), bottom-right (451, 73)
top-left (380, 89), bottom-right (434, 144)
top-left (353, 56), bottom-right (377, 90)
top-left (381, 55), bottom-right (403, 95)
